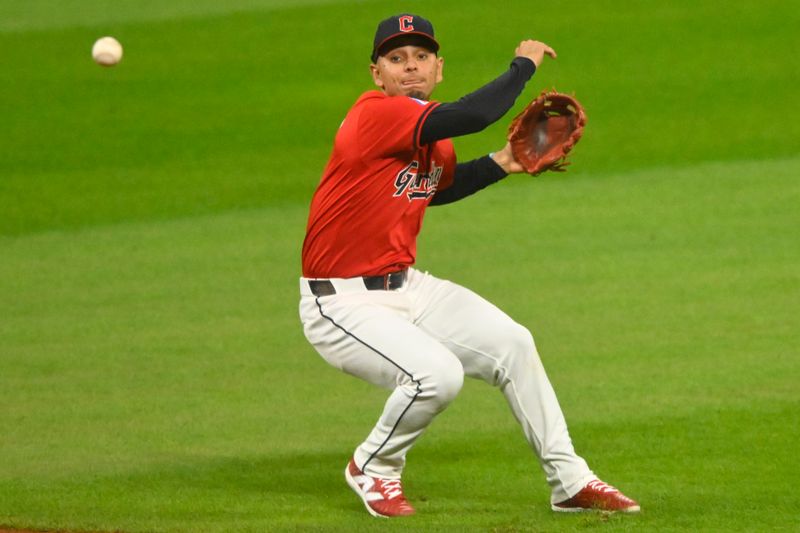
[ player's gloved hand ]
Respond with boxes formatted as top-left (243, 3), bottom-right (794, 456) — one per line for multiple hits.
top-left (506, 90), bottom-right (588, 176)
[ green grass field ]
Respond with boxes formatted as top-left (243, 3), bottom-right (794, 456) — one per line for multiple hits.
top-left (2, 1), bottom-right (799, 531)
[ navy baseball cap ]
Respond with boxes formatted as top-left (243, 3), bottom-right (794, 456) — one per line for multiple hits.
top-left (371, 13), bottom-right (440, 63)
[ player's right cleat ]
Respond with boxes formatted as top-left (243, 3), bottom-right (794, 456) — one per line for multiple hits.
top-left (344, 458), bottom-right (415, 518)
top-left (552, 479), bottom-right (640, 513)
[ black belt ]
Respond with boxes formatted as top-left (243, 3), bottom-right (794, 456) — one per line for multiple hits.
top-left (308, 270), bottom-right (408, 297)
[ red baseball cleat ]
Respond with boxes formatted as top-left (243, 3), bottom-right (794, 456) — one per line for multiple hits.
top-left (552, 479), bottom-right (640, 513)
top-left (344, 458), bottom-right (415, 518)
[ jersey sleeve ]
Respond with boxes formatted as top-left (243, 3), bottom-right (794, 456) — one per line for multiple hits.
top-left (357, 96), bottom-right (440, 157)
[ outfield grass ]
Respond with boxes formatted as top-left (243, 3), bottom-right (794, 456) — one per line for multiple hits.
top-left (2, 1), bottom-right (799, 532)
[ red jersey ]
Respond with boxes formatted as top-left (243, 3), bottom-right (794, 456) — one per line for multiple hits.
top-left (302, 91), bottom-right (456, 278)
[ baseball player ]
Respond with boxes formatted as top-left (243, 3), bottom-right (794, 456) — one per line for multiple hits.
top-left (298, 13), bottom-right (639, 518)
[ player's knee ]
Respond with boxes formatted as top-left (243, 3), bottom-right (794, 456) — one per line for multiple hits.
top-left (497, 322), bottom-right (535, 357)
top-left (439, 363), bottom-right (465, 404)
top-left (501, 323), bottom-right (540, 368)
top-left (421, 357), bottom-right (464, 407)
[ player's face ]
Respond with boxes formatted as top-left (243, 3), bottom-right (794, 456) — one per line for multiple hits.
top-left (370, 45), bottom-right (444, 100)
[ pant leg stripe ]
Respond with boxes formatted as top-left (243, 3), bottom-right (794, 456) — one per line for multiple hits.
top-left (315, 296), bottom-right (422, 472)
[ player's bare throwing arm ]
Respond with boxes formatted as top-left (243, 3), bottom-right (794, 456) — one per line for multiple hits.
top-left (298, 13), bottom-right (639, 518)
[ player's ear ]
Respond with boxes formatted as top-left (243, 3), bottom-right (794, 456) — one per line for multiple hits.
top-left (436, 56), bottom-right (444, 84)
top-left (369, 63), bottom-right (385, 89)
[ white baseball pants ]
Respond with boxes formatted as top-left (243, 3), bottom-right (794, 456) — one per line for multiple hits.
top-left (298, 268), bottom-right (595, 503)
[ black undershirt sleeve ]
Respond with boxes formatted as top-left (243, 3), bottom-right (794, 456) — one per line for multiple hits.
top-left (423, 57), bottom-right (537, 206)
top-left (429, 155), bottom-right (507, 206)
top-left (419, 57), bottom-right (536, 145)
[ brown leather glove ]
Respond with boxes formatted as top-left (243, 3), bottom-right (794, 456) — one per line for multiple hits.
top-left (507, 90), bottom-right (587, 175)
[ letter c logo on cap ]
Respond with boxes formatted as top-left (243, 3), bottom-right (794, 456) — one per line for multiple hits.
top-left (399, 15), bottom-right (414, 32)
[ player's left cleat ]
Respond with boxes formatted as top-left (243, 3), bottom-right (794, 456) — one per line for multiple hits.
top-left (344, 458), bottom-right (415, 518)
top-left (552, 479), bottom-right (640, 513)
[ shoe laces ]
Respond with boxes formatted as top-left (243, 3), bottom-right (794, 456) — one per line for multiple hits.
top-left (587, 479), bottom-right (619, 494)
top-left (381, 479), bottom-right (404, 500)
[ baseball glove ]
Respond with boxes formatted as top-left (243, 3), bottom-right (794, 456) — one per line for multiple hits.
top-left (507, 90), bottom-right (587, 176)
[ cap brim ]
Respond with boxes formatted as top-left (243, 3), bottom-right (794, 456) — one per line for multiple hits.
top-left (372, 32), bottom-right (440, 62)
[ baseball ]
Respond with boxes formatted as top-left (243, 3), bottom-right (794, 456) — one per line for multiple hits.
top-left (92, 36), bottom-right (123, 67)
